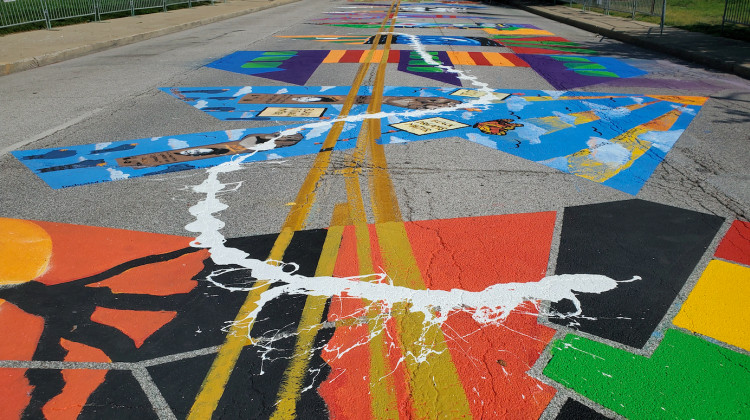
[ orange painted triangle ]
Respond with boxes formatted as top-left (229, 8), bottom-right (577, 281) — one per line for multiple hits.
top-left (90, 307), bottom-right (177, 348)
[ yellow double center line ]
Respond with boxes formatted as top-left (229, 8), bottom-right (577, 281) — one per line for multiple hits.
top-left (187, 2), bottom-right (403, 418)
top-left (189, 0), bottom-right (473, 416)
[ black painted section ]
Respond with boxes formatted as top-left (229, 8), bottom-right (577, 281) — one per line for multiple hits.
top-left (296, 299), bottom-right (334, 420)
top-left (20, 369), bottom-right (156, 419)
top-left (148, 354), bottom-right (216, 419)
top-left (79, 370), bottom-right (158, 419)
top-left (556, 399), bottom-right (612, 420)
top-left (149, 228), bottom-right (333, 419)
top-left (550, 199), bottom-right (723, 348)
top-left (213, 228), bottom-right (331, 419)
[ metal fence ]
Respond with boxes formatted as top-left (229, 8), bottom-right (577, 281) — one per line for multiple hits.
top-left (560, 0), bottom-right (666, 33)
top-left (723, 0), bottom-right (750, 27)
top-left (1, 0), bottom-right (216, 29)
top-left (564, 0), bottom-right (665, 18)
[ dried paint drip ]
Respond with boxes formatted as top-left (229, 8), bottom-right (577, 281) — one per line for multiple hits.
top-left (184, 34), bottom-right (640, 368)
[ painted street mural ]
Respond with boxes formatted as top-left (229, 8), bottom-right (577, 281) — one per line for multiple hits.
top-left (14, 86), bottom-right (707, 194)
top-left (205, 50), bottom-right (529, 85)
top-left (2, 199), bottom-right (743, 418)
top-left (4, 0), bottom-right (749, 418)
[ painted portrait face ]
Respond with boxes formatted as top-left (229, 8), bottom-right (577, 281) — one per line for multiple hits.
top-left (383, 96), bottom-right (462, 110)
top-left (178, 148), bottom-right (227, 156)
top-left (240, 133), bottom-right (305, 149)
top-left (292, 96), bottom-right (326, 103)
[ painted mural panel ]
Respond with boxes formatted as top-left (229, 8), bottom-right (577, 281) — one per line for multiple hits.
top-left (205, 50), bottom-right (528, 86)
top-left (13, 86), bottom-right (707, 193)
top-left (276, 34), bottom-right (505, 46)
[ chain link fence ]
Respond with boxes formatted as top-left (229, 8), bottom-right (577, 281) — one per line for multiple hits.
top-left (723, 0), bottom-right (750, 27)
top-left (1, 0), bottom-right (218, 29)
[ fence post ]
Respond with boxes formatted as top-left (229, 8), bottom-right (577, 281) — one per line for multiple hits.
top-left (721, 0), bottom-right (729, 31)
top-left (162, 0), bottom-right (166, 12)
top-left (94, 0), bottom-right (100, 21)
top-left (631, 0), bottom-right (636, 18)
top-left (41, 0), bottom-right (51, 29)
top-left (660, 0), bottom-right (666, 34)
top-left (130, 0), bottom-right (134, 16)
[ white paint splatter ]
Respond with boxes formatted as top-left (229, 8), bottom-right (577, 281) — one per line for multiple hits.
top-left (168, 138), bottom-right (190, 150)
top-left (266, 153), bottom-right (284, 160)
top-left (583, 101), bottom-right (631, 119)
top-left (389, 136), bottom-right (409, 144)
top-left (276, 88), bottom-right (289, 94)
top-left (513, 123), bottom-right (548, 145)
top-left (552, 111), bottom-right (576, 125)
top-left (234, 86), bottom-right (253, 97)
top-left (542, 90), bottom-right (564, 98)
top-left (640, 129), bottom-right (684, 152)
top-left (462, 111), bottom-right (475, 120)
top-left (586, 137), bottom-right (630, 165)
top-left (94, 142), bottom-right (112, 150)
top-left (670, 105), bottom-right (696, 115)
top-left (225, 129), bottom-right (246, 141)
top-left (151, 136), bottom-right (162, 142)
top-left (194, 100), bottom-right (208, 109)
top-left (506, 96), bottom-right (530, 112)
top-left (320, 86), bottom-right (336, 92)
top-left (181, 33), bottom-right (640, 369)
top-left (107, 168), bottom-right (130, 180)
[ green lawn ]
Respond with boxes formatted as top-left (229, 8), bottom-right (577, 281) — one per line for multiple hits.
top-left (567, 0), bottom-right (750, 42)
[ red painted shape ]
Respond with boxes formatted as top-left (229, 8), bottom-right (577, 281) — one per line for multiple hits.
top-left (0, 368), bottom-right (35, 420)
top-left (0, 301), bottom-right (45, 418)
top-left (469, 52), bottom-right (492, 66)
top-left (319, 225), bottom-right (374, 420)
top-left (31, 220), bottom-right (194, 286)
top-left (90, 307), bottom-right (177, 348)
top-left (42, 339), bottom-right (109, 420)
top-left (0, 300), bottom-right (44, 361)
top-left (86, 249), bottom-right (208, 296)
top-left (341, 50), bottom-right (364, 63)
top-left (404, 213), bottom-right (558, 419)
top-left (714, 220), bottom-right (750, 266)
top-left (320, 214), bottom-right (558, 419)
top-left (503, 53), bottom-right (531, 67)
top-left (387, 50), bottom-right (400, 63)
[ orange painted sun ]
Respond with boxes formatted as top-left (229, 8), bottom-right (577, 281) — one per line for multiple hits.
top-left (0, 218), bottom-right (52, 285)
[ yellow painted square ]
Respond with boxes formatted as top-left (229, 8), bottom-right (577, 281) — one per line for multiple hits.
top-left (673, 259), bottom-right (750, 351)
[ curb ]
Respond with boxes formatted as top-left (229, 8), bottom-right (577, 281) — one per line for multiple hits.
top-left (512, 2), bottom-right (750, 80)
top-left (1, 0), bottom-right (300, 77)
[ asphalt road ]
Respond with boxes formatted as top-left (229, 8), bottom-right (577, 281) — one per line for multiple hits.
top-left (1, 0), bottom-right (749, 419)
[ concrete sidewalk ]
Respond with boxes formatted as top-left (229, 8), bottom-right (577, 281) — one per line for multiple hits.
top-left (0, 0), bottom-right (300, 76)
top-left (510, 0), bottom-right (750, 79)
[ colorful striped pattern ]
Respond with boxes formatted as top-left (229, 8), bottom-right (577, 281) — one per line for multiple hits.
top-left (322, 50), bottom-right (529, 67)
top-left (323, 50), bottom-right (401, 63)
top-left (445, 51), bottom-right (529, 67)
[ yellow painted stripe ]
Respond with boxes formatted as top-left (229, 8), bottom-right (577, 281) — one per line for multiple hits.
top-left (269, 206), bottom-right (349, 420)
top-left (360, 6), bottom-right (473, 417)
top-left (324, 50), bottom-right (347, 64)
top-left (187, 3), bottom-right (400, 417)
top-left (483, 52), bottom-right (514, 67)
top-left (374, 222), bottom-right (474, 419)
top-left (447, 51), bottom-right (475, 66)
top-left (365, 49), bottom-right (383, 63)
